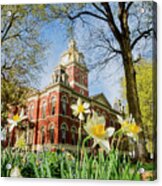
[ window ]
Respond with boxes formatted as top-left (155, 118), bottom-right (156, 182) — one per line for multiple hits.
top-left (28, 130), bottom-right (33, 144)
top-left (61, 123), bottom-right (68, 144)
top-left (28, 104), bottom-right (34, 120)
top-left (49, 125), bottom-right (54, 143)
top-left (71, 126), bottom-right (77, 145)
top-left (41, 127), bottom-right (45, 144)
top-left (51, 97), bottom-right (56, 115)
top-left (61, 96), bottom-right (67, 115)
top-left (80, 89), bottom-right (84, 95)
top-left (30, 105), bottom-right (34, 120)
top-left (42, 102), bottom-right (46, 119)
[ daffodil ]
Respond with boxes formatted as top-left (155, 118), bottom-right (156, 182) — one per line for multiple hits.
top-left (71, 98), bottom-right (90, 121)
top-left (7, 108), bottom-right (27, 132)
top-left (84, 111), bottom-right (115, 153)
top-left (15, 135), bottom-right (26, 149)
top-left (117, 115), bottom-right (142, 140)
top-left (117, 115), bottom-right (130, 132)
top-left (127, 123), bottom-right (142, 138)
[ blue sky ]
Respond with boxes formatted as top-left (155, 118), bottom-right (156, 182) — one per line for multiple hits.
top-left (38, 21), bottom-right (124, 106)
top-left (38, 3), bottom-right (153, 106)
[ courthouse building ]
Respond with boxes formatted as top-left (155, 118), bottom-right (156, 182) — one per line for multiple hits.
top-left (8, 40), bottom-right (123, 151)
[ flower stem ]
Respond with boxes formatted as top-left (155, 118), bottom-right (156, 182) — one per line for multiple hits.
top-left (110, 129), bottom-right (121, 149)
top-left (77, 120), bottom-right (82, 161)
top-left (116, 135), bottom-right (122, 151)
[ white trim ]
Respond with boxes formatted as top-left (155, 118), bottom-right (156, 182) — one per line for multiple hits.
top-left (48, 122), bottom-right (55, 130)
top-left (69, 80), bottom-right (88, 91)
top-left (39, 87), bottom-right (60, 98)
top-left (27, 95), bottom-right (39, 102)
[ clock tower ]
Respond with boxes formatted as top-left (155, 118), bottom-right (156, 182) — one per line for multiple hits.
top-left (60, 40), bottom-right (89, 96)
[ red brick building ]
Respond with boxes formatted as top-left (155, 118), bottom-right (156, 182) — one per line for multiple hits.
top-left (12, 40), bottom-right (122, 151)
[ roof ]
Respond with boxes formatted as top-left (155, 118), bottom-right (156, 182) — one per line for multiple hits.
top-left (90, 93), bottom-right (112, 108)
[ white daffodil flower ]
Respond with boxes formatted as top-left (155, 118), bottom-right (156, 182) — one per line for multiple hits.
top-left (7, 108), bottom-right (28, 132)
top-left (117, 115), bottom-right (130, 132)
top-left (84, 111), bottom-right (115, 153)
top-left (117, 115), bottom-right (142, 140)
top-left (71, 97), bottom-right (90, 121)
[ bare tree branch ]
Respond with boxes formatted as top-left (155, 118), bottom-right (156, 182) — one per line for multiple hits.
top-left (101, 3), bottom-right (122, 43)
top-left (126, 2), bottom-right (134, 11)
top-left (2, 33), bottom-right (21, 43)
top-left (131, 28), bottom-right (153, 49)
top-left (67, 10), bottom-right (108, 22)
top-left (89, 53), bottom-right (117, 70)
top-left (1, 14), bottom-right (19, 44)
top-left (92, 3), bottom-right (107, 18)
top-left (1, 58), bottom-right (17, 71)
top-left (101, 33), bottom-right (122, 54)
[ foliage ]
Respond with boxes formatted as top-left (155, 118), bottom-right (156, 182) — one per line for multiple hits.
top-left (120, 61), bottom-right (153, 152)
top-left (1, 5), bottom-right (48, 117)
top-left (1, 98), bottom-right (155, 179)
top-left (1, 148), bottom-right (143, 180)
top-left (43, 4), bottom-right (155, 160)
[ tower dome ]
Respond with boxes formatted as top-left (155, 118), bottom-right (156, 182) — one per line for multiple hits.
top-left (61, 39), bottom-right (85, 66)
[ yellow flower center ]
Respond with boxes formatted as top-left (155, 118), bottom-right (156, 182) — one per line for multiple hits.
top-left (16, 138), bottom-right (26, 148)
top-left (13, 114), bottom-right (20, 122)
top-left (130, 125), bottom-right (141, 134)
top-left (91, 124), bottom-right (106, 138)
top-left (122, 121), bottom-right (129, 129)
top-left (78, 104), bottom-right (84, 113)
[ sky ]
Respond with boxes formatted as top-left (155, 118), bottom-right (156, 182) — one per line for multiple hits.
top-left (37, 2), bottom-right (153, 107)
top-left (38, 21), bottom-right (123, 106)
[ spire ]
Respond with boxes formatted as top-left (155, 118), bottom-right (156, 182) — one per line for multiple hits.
top-left (68, 39), bottom-right (77, 50)
top-left (60, 39), bottom-right (85, 66)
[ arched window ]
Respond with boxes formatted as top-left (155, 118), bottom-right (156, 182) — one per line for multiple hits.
top-left (42, 101), bottom-right (46, 119)
top-left (41, 127), bottom-right (45, 144)
top-left (71, 125), bottom-right (77, 145)
top-left (80, 89), bottom-right (84, 95)
top-left (61, 123), bottom-right (68, 144)
top-left (79, 74), bottom-right (84, 85)
top-left (51, 97), bottom-right (56, 115)
top-left (49, 125), bottom-right (55, 144)
top-left (61, 96), bottom-right (67, 115)
top-left (28, 130), bottom-right (33, 144)
top-left (30, 105), bottom-right (34, 120)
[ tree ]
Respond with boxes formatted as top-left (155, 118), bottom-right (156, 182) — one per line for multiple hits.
top-left (121, 60), bottom-right (153, 154)
top-left (1, 5), bottom-right (47, 116)
top-left (45, 2), bottom-right (156, 159)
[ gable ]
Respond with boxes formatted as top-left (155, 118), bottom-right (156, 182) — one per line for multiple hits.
top-left (91, 93), bottom-right (112, 108)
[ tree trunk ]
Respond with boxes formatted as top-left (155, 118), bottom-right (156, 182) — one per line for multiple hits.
top-left (121, 39), bottom-right (147, 161)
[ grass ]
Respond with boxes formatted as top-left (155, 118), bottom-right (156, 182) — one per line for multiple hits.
top-left (1, 147), bottom-right (148, 180)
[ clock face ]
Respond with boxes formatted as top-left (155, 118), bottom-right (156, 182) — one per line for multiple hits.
top-left (61, 54), bottom-right (69, 64)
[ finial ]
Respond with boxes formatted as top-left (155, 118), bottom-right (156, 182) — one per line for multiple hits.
top-left (69, 39), bottom-right (77, 49)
